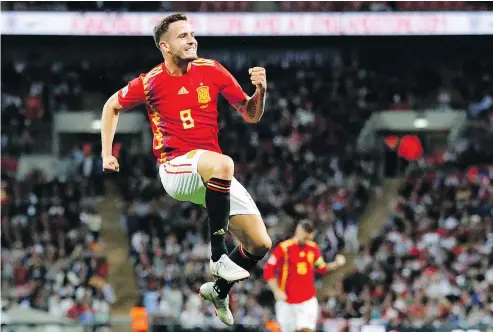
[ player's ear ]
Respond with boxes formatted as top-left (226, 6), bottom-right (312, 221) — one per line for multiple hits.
top-left (159, 40), bottom-right (169, 53)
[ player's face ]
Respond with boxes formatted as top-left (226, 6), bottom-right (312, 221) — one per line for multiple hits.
top-left (295, 227), bottom-right (314, 246)
top-left (166, 20), bottom-right (198, 62)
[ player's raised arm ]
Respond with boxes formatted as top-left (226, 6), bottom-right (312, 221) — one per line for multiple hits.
top-left (101, 77), bottom-right (145, 172)
top-left (216, 61), bottom-right (267, 123)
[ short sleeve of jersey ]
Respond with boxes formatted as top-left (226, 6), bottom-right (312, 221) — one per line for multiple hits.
top-left (117, 76), bottom-right (146, 110)
top-left (214, 61), bottom-right (248, 106)
top-left (268, 244), bottom-right (284, 266)
top-left (263, 243), bottom-right (284, 281)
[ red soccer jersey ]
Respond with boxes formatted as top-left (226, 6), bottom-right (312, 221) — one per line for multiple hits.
top-left (263, 239), bottom-right (328, 304)
top-left (117, 58), bottom-right (248, 163)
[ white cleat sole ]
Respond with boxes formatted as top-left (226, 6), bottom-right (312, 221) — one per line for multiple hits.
top-left (199, 290), bottom-right (234, 326)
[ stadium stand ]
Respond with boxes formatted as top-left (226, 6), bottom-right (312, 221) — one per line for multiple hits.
top-left (1, 161), bottom-right (115, 324)
top-left (2, 51), bottom-right (116, 323)
top-left (323, 165), bottom-right (493, 328)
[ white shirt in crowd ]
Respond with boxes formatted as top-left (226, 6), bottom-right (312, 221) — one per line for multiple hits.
top-left (180, 309), bottom-right (205, 329)
top-left (82, 156), bottom-right (94, 177)
top-left (80, 212), bottom-right (102, 232)
top-left (131, 232), bottom-right (149, 253)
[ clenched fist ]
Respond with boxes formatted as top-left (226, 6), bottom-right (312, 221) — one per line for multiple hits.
top-left (102, 155), bottom-right (120, 172)
top-left (248, 67), bottom-right (267, 90)
top-left (334, 254), bottom-right (346, 268)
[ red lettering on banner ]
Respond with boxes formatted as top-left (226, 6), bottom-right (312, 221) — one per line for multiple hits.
top-left (396, 16), bottom-right (412, 33)
top-left (423, 16), bottom-right (446, 34)
top-left (256, 18), bottom-right (279, 34)
top-left (313, 17), bottom-right (340, 34)
top-left (342, 14), bottom-right (448, 35)
top-left (287, 17), bottom-right (297, 32)
top-left (72, 14), bottom-right (141, 35)
top-left (363, 17), bottom-right (377, 34)
top-left (227, 18), bottom-right (243, 34)
top-left (45, 12), bottom-right (470, 36)
top-left (345, 16), bottom-right (361, 34)
top-left (356, 16), bottom-right (382, 34)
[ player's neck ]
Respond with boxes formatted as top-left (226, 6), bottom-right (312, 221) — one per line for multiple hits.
top-left (164, 58), bottom-right (191, 76)
top-left (292, 237), bottom-right (307, 247)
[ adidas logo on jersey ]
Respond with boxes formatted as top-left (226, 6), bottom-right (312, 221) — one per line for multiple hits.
top-left (213, 228), bottom-right (226, 236)
top-left (178, 86), bottom-right (189, 95)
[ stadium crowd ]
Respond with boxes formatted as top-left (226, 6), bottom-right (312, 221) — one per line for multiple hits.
top-left (1, 52), bottom-right (115, 320)
top-left (0, 154), bottom-right (115, 324)
top-left (325, 165), bottom-right (493, 328)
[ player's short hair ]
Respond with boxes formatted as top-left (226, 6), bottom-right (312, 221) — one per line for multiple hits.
top-left (153, 13), bottom-right (188, 49)
top-left (298, 220), bottom-right (314, 233)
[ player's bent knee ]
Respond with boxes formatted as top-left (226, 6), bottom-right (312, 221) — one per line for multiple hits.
top-left (212, 155), bottom-right (234, 179)
top-left (197, 151), bottom-right (235, 181)
top-left (262, 236), bottom-right (273, 252)
top-left (251, 234), bottom-right (272, 257)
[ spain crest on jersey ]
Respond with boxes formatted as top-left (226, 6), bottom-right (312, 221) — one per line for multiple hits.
top-left (307, 251), bottom-right (315, 265)
top-left (197, 86), bottom-right (211, 104)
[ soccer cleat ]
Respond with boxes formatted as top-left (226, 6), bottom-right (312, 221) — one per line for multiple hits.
top-left (199, 282), bottom-right (234, 326)
top-left (210, 254), bottom-right (250, 282)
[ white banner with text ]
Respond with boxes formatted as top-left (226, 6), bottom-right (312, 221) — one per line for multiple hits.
top-left (2, 11), bottom-right (493, 36)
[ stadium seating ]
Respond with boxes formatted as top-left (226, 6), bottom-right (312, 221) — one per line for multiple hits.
top-left (324, 166), bottom-right (493, 327)
top-left (2, 53), bottom-right (115, 322)
top-left (1, 167), bottom-right (114, 323)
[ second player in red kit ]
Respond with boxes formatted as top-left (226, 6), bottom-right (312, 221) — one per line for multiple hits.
top-left (264, 221), bottom-right (346, 332)
top-left (100, 13), bottom-right (272, 326)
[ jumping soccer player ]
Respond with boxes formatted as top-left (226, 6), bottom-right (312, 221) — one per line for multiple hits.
top-left (263, 220), bottom-right (346, 332)
top-left (100, 13), bottom-right (271, 326)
